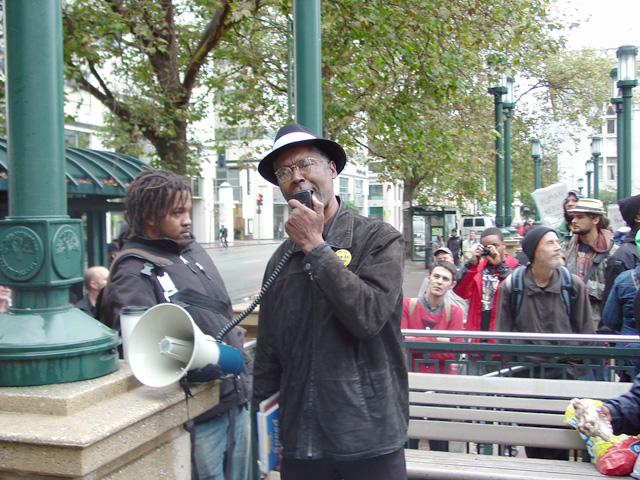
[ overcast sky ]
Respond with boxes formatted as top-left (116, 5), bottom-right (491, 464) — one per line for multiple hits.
top-left (558, 0), bottom-right (639, 51)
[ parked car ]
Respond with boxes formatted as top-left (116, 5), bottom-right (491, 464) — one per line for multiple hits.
top-left (460, 215), bottom-right (495, 239)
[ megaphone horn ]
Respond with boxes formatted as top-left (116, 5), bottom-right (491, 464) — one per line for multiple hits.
top-left (127, 303), bottom-right (244, 388)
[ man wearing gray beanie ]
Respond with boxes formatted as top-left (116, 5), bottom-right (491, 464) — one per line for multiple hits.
top-left (495, 227), bottom-right (594, 460)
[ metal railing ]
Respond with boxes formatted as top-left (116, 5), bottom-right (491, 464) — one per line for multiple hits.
top-left (403, 330), bottom-right (640, 380)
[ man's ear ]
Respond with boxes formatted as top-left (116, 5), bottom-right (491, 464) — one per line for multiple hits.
top-left (328, 160), bottom-right (338, 179)
top-left (451, 280), bottom-right (457, 289)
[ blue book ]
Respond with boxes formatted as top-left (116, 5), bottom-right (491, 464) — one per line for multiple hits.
top-left (256, 391), bottom-right (280, 476)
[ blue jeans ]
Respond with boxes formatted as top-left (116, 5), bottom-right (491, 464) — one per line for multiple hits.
top-left (190, 405), bottom-right (251, 480)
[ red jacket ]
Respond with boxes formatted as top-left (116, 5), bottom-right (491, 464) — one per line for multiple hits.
top-left (454, 254), bottom-right (518, 343)
top-left (402, 298), bottom-right (464, 374)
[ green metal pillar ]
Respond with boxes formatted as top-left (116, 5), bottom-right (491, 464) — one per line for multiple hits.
top-left (503, 108), bottom-right (515, 234)
top-left (0, 0), bottom-right (119, 386)
top-left (621, 86), bottom-right (636, 198)
top-left (86, 210), bottom-right (107, 268)
top-left (293, 0), bottom-right (322, 135)
top-left (617, 45), bottom-right (638, 199)
top-left (489, 86), bottom-right (506, 228)
top-left (593, 154), bottom-right (600, 199)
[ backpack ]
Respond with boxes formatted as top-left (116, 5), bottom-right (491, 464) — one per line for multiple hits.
top-left (509, 265), bottom-right (573, 319)
top-left (408, 298), bottom-right (452, 326)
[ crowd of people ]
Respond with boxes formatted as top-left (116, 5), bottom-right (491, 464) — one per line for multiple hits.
top-left (26, 124), bottom-right (638, 478)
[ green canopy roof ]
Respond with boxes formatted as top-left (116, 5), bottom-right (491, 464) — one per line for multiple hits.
top-left (0, 138), bottom-right (150, 202)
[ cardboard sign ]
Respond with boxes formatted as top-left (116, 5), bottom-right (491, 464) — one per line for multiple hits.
top-left (531, 182), bottom-right (568, 229)
top-left (607, 203), bottom-right (625, 232)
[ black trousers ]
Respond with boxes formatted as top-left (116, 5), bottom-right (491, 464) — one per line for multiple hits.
top-left (280, 448), bottom-right (407, 480)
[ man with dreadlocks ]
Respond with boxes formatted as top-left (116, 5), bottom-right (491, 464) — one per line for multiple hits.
top-left (101, 169), bottom-right (252, 480)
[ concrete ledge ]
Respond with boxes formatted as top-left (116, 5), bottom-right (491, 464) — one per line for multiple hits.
top-left (0, 361), bottom-right (219, 478)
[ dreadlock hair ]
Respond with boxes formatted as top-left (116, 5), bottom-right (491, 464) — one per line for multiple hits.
top-left (125, 169), bottom-right (192, 239)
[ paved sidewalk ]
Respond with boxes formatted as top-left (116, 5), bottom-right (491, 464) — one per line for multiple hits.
top-left (403, 258), bottom-right (427, 297)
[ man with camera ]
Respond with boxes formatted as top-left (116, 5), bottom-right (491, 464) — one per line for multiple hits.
top-left (455, 227), bottom-right (518, 375)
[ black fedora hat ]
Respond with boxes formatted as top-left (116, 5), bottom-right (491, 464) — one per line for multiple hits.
top-left (258, 123), bottom-right (347, 185)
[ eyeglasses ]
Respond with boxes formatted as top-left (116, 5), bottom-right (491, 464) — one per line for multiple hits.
top-left (274, 157), bottom-right (321, 184)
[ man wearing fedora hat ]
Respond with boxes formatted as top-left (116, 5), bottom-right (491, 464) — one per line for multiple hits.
top-left (561, 198), bottom-right (618, 329)
top-left (252, 123), bottom-right (408, 479)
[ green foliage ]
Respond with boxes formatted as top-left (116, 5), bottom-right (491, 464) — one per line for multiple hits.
top-left (3, 0), bottom-right (613, 227)
top-left (61, 0), bottom-right (261, 175)
top-left (599, 188), bottom-right (618, 210)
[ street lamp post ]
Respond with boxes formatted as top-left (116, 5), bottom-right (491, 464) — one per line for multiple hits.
top-left (617, 45), bottom-right (638, 199)
top-left (488, 72), bottom-right (507, 229)
top-left (586, 158), bottom-right (594, 198)
top-left (503, 77), bottom-right (516, 234)
top-left (531, 138), bottom-right (542, 224)
top-left (578, 177), bottom-right (584, 196)
top-left (591, 136), bottom-right (602, 199)
top-left (610, 68), bottom-right (624, 200)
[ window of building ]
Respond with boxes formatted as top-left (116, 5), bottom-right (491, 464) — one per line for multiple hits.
top-left (369, 184), bottom-right (383, 200)
top-left (606, 157), bottom-right (617, 181)
top-left (191, 177), bottom-right (202, 198)
top-left (339, 177), bottom-right (349, 197)
top-left (607, 119), bottom-right (616, 135)
top-left (64, 129), bottom-right (91, 148)
top-left (369, 206), bottom-right (383, 221)
top-left (354, 179), bottom-right (363, 195)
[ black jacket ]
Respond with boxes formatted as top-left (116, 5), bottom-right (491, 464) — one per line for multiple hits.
top-left (102, 234), bottom-right (252, 422)
top-left (602, 232), bottom-right (640, 310)
top-left (252, 200), bottom-right (409, 461)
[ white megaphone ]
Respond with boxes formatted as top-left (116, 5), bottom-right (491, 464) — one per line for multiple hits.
top-left (127, 303), bottom-right (244, 388)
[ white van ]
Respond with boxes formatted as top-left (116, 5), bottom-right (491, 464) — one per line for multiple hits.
top-left (460, 216), bottom-right (495, 239)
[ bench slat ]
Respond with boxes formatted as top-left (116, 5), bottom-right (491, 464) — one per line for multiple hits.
top-left (408, 419), bottom-right (587, 450)
top-left (409, 391), bottom-right (572, 412)
top-left (404, 449), bottom-right (631, 479)
top-left (411, 405), bottom-right (566, 426)
top-left (408, 372), bottom-right (632, 398)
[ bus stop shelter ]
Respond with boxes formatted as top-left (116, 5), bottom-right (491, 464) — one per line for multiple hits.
top-left (408, 205), bottom-right (458, 263)
top-left (0, 138), bottom-right (149, 269)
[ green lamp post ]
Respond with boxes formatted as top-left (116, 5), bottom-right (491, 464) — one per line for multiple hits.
top-left (502, 77), bottom-right (517, 235)
top-left (531, 138), bottom-right (542, 225)
top-left (610, 68), bottom-right (624, 201)
top-left (293, 0), bottom-right (322, 135)
top-left (488, 68), bottom-right (507, 230)
top-left (616, 45), bottom-right (638, 199)
top-left (586, 158), bottom-right (594, 198)
top-left (578, 177), bottom-right (584, 196)
top-left (0, 0), bottom-right (119, 386)
top-left (591, 136), bottom-right (602, 199)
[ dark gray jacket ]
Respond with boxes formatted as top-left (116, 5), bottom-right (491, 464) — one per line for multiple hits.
top-left (252, 200), bottom-right (408, 461)
top-left (102, 234), bottom-right (252, 422)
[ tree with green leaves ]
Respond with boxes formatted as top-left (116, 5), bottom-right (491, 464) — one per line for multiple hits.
top-left (53, 1), bottom-right (613, 257)
top-left (62, 0), bottom-right (261, 175)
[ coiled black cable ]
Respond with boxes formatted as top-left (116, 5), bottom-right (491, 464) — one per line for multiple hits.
top-left (216, 249), bottom-right (294, 342)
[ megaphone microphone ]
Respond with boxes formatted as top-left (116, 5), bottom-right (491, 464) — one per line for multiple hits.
top-left (127, 303), bottom-right (244, 388)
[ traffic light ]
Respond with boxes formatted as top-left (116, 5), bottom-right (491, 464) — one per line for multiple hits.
top-left (256, 193), bottom-right (264, 206)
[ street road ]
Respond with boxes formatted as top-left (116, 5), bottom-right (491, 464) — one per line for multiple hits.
top-left (206, 242), bottom-right (281, 303)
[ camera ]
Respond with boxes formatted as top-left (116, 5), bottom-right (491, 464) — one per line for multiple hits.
top-left (481, 246), bottom-right (491, 256)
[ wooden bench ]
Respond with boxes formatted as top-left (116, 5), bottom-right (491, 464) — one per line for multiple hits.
top-left (405, 372), bottom-right (635, 479)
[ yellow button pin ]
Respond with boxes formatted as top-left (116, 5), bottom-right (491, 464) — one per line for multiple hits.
top-left (335, 249), bottom-right (352, 266)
